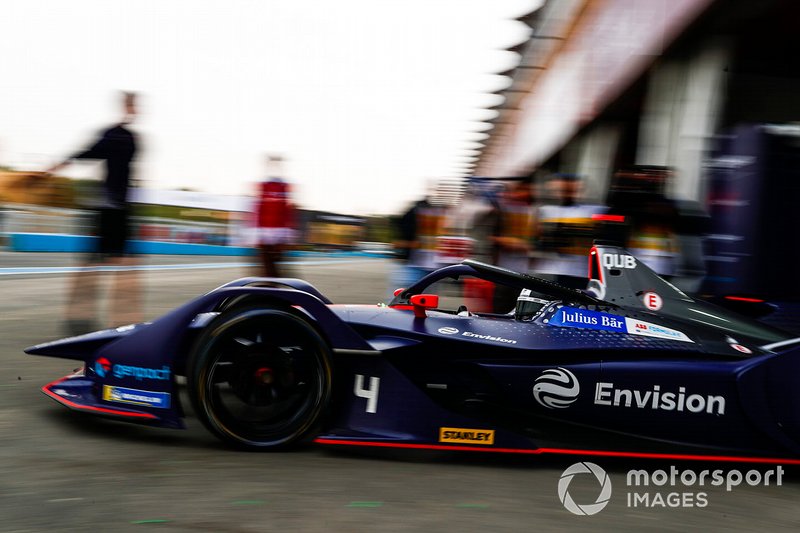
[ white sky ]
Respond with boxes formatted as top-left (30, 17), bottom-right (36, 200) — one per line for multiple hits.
top-left (0, 0), bottom-right (540, 215)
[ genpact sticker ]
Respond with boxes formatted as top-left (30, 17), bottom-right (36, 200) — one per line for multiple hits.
top-left (112, 364), bottom-right (171, 381)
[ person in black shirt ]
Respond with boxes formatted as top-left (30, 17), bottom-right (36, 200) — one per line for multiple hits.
top-left (44, 91), bottom-right (141, 335)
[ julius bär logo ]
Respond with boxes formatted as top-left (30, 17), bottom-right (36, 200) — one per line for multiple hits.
top-left (533, 367), bottom-right (580, 409)
top-left (94, 357), bottom-right (112, 378)
top-left (559, 462), bottom-right (612, 515)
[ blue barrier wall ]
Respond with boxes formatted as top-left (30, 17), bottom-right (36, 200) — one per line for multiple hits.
top-left (6, 233), bottom-right (387, 258)
top-left (8, 233), bottom-right (257, 256)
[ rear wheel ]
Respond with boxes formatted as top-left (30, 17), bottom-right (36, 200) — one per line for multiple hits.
top-left (187, 307), bottom-right (332, 450)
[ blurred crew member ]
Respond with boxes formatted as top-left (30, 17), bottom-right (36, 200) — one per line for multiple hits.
top-left (602, 166), bottom-right (679, 276)
top-left (491, 179), bottom-right (537, 311)
top-left (254, 155), bottom-right (295, 277)
top-left (533, 173), bottom-right (605, 287)
top-left (391, 196), bottom-right (441, 294)
top-left (452, 180), bottom-right (502, 312)
top-left (44, 91), bottom-right (142, 335)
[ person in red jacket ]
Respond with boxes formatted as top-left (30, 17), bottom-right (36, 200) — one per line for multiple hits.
top-left (254, 155), bottom-right (296, 277)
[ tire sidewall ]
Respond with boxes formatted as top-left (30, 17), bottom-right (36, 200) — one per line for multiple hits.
top-left (187, 307), bottom-right (332, 450)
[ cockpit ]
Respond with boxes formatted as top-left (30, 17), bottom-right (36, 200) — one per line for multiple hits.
top-left (388, 259), bottom-right (603, 321)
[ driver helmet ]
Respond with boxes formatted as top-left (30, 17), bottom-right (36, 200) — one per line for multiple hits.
top-left (515, 288), bottom-right (550, 321)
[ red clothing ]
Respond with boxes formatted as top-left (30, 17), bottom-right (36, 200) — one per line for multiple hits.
top-left (256, 179), bottom-right (293, 228)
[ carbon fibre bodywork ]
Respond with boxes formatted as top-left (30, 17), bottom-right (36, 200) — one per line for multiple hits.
top-left (26, 245), bottom-right (800, 460)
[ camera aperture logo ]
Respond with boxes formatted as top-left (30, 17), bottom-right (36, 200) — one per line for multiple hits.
top-left (558, 462), bottom-right (612, 516)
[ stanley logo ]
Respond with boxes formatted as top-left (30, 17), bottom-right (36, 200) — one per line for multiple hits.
top-left (439, 427), bottom-right (495, 445)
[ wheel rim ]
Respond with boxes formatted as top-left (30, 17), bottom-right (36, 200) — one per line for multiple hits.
top-left (199, 313), bottom-right (328, 446)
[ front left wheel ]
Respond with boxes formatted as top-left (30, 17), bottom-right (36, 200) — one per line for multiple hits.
top-left (187, 307), bottom-right (332, 450)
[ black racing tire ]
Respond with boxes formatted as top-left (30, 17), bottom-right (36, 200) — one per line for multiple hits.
top-left (187, 306), bottom-right (332, 450)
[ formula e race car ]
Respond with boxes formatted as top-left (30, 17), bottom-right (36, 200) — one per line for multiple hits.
top-left (25, 244), bottom-right (800, 462)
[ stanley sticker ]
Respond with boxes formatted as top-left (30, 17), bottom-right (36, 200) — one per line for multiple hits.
top-left (439, 427), bottom-right (495, 445)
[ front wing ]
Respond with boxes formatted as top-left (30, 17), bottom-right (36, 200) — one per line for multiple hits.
top-left (27, 278), bottom-right (373, 429)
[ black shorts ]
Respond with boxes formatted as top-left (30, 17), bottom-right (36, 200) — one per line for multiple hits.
top-left (95, 207), bottom-right (130, 256)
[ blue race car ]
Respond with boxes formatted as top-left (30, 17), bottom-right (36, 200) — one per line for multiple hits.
top-left (26, 244), bottom-right (800, 462)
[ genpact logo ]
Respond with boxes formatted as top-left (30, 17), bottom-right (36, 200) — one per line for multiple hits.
top-left (94, 357), bottom-right (112, 378)
top-left (92, 358), bottom-right (170, 382)
top-left (533, 367), bottom-right (580, 409)
top-left (558, 462), bottom-right (612, 515)
top-left (112, 364), bottom-right (171, 381)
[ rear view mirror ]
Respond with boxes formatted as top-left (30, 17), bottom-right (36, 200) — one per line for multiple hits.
top-left (410, 294), bottom-right (439, 318)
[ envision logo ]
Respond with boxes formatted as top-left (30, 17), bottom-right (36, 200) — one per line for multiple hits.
top-left (558, 462), bottom-right (612, 515)
top-left (594, 383), bottom-right (726, 415)
top-left (533, 367), bottom-right (580, 409)
top-left (436, 327), bottom-right (517, 344)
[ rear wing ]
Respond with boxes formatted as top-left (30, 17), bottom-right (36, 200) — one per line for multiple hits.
top-left (587, 244), bottom-right (791, 344)
top-left (586, 243), bottom-right (694, 310)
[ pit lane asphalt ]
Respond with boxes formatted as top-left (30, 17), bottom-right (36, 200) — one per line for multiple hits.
top-left (1, 253), bottom-right (799, 532)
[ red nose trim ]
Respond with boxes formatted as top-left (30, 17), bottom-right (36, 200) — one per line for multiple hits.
top-left (43, 377), bottom-right (157, 420)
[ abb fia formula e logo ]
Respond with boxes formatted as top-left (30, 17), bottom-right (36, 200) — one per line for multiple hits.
top-left (533, 367), bottom-right (580, 409)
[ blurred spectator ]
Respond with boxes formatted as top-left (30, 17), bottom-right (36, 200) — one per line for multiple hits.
top-left (443, 178), bottom-right (501, 312)
top-left (532, 173), bottom-right (605, 286)
top-left (43, 91), bottom-right (142, 335)
top-left (254, 155), bottom-right (296, 277)
top-left (602, 166), bottom-right (679, 275)
top-left (439, 178), bottom-right (499, 266)
top-left (492, 180), bottom-right (536, 271)
top-left (491, 179), bottom-right (537, 311)
top-left (466, 181), bottom-right (502, 265)
top-left (391, 195), bottom-right (441, 293)
top-left (599, 165), bottom-right (708, 291)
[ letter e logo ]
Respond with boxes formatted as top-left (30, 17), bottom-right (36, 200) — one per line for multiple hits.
top-left (643, 292), bottom-right (663, 311)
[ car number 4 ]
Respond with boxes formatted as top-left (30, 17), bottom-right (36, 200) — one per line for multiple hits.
top-left (354, 374), bottom-right (380, 413)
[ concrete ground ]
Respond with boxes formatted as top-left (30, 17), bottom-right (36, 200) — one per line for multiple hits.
top-left (1, 253), bottom-right (799, 531)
